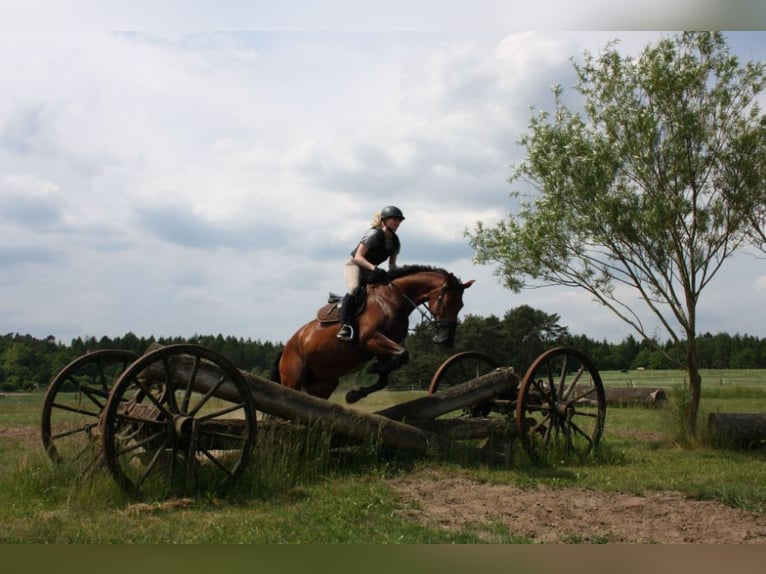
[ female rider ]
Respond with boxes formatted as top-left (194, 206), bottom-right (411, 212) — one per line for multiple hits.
top-left (337, 205), bottom-right (405, 341)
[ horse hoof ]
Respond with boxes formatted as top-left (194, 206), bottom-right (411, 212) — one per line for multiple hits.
top-left (345, 390), bottom-right (361, 403)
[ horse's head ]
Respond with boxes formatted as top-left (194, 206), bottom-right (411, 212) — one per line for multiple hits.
top-left (385, 265), bottom-right (475, 346)
top-left (425, 272), bottom-right (475, 346)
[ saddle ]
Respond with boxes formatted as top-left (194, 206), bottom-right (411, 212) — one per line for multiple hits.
top-left (316, 289), bottom-right (368, 324)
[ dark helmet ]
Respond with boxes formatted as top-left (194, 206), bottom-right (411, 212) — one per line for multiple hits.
top-left (381, 205), bottom-right (405, 220)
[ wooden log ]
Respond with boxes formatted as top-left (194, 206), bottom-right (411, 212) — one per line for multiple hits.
top-left (707, 413), bottom-right (766, 449)
top-left (602, 387), bottom-right (666, 408)
top-left (142, 347), bottom-right (506, 464)
top-left (374, 367), bottom-right (520, 422)
top-left (238, 370), bottom-right (511, 463)
top-left (407, 417), bottom-right (517, 440)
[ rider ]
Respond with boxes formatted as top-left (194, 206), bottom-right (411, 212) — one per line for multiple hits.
top-left (337, 205), bottom-right (405, 341)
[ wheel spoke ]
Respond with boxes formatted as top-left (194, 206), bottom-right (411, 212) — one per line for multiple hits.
top-left (181, 355), bottom-right (201, 412)
top-left (41, 349), bottom-right (138, 463)
top-left (198, 401), bottom-right (248, 422)
top-left (517, 347), bottom-right (606, 461)
top-left (428, 351), bottom-right (499, 394)
top-left (187, 374), bottom-right (228, 417)
top-left (101, 344), bottom-right (256, 497)
top-left (137, 437), bottom-right (171, 488)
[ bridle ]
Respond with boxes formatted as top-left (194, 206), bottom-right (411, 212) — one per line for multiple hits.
top-left (388, 276), bottom-right (461, 332)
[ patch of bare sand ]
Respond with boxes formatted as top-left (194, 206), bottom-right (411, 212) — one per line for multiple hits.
top-left (388, 472), bottom-right (766, 543)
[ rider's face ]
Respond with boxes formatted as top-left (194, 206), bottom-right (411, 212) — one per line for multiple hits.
top-left (384, 217), bottom-right (403, 231)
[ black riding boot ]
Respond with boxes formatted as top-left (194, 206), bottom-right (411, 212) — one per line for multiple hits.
top-left (337, 293), bottom-right (356, 341)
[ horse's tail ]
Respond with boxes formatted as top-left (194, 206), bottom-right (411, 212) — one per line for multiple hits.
top-left (270, 350), bottom-right (283, 384)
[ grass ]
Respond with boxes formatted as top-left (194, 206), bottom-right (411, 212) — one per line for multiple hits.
top-left (2, 369), bottom-right (766, 542)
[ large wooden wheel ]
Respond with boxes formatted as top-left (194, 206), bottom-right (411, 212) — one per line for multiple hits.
top-left (428, 351), bottom-right (502, 418)
top-left (101, 344), bottom-right (256, 498)
top-left (516, 347), bottom-right (606, 461)
top-left (41, 349), bottom-right (138, 464)
top-left (428, 351), bottom-right (500, 394)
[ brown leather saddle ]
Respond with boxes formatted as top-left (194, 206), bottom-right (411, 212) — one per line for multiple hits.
top-left (316, 290), bottom-right (368, 324)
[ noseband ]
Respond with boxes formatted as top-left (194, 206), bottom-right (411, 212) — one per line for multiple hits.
top-left (389, 276), bottom-right (461, 331)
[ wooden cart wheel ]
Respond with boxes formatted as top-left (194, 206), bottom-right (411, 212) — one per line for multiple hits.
top-left (428, 351), bottom-right (500, 394)
top-left (428, 351), bottom-right (501, 418)
top-left (516, 347), bottom-right (606, 462)
top-left (101, 344), bottom-right (256, 498)
top-left (41, 349), bottom-right (138, 464)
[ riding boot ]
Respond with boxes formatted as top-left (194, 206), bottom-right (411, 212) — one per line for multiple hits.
top-left (337, 294), bottom-right (356, 341)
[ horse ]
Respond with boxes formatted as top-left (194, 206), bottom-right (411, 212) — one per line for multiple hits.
top-left (272, 265), bottom-right (474, 403)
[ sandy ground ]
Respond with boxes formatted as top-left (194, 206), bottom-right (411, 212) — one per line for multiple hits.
top-left (388, 471), bottom-right (766, 543)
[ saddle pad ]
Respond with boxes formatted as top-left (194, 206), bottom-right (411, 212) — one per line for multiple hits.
top-left (317, 302), bottom-right (340, 324)
top-left (316, 293), bottom-right (368, 324)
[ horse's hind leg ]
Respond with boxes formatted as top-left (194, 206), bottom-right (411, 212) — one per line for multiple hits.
top-left (304, 378), bottom-right (338, 400)
top-left (281, 358), bottom-right (338, 400)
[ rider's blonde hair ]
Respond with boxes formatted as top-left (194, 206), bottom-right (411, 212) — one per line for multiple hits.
top-left (370, 212), bottom-right (384, 228)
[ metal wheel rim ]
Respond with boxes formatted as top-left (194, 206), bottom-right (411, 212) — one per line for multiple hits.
top-left (428, 351), bottom-right (500, 394)
top-left (515, 347), bottom-right (606, 462)
top-left (41, 349), bottom-right (138, 464)
top-left (101, 344), bottom-right (256, 498)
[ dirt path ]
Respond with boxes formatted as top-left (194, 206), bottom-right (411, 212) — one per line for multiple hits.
top-left (388, 471), bottom-right (766, 543)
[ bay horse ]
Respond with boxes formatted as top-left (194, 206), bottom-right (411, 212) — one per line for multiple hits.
top-left (272, 265), bottom-right (474, 403)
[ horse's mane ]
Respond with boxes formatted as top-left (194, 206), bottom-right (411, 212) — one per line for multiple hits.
top-left (388, 264), bottom-right (460, 286)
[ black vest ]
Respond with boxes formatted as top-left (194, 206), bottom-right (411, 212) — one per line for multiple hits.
top-left (352, 227), bottom-right (400, 266)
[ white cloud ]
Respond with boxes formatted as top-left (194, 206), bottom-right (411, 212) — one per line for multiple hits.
top-left (1, 29), bottom-right (765, 346)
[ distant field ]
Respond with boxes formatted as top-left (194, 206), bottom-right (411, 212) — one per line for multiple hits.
top-left (599, 368), bottom-right (766, 388)
top-left (345, 369), bottom-right (766, 416)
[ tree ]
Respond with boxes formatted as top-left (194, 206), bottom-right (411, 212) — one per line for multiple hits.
top-left (467, 32), bottom-right (766, 437)
top-left (500, 305), bottom-right (568, 369)
top-left (730, 109), bottom-right (766, 253)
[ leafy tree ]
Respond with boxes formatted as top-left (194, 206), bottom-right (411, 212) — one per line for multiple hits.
top-left (501, 305), bottom-right (569, 370)
top-left (467, 32), bottom-right (766, 436)
top-left (727, 103), bottom-right (766, 253)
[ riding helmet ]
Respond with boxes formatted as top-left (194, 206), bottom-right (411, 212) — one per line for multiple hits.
top-left (381, 205), bottom-right (405, 220)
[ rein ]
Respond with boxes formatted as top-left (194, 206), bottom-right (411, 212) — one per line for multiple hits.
top-left (387, 276), bottom-right (455, 330)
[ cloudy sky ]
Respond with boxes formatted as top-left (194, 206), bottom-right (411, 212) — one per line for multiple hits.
top-left (1, 3), bottom-right (765, 345)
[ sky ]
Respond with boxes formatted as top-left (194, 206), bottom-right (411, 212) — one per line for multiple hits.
top-left (1, 2), bottom-right (766, 346)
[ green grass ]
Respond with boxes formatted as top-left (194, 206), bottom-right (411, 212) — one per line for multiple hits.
top-left (2, 371), bottom-right (766, 543)
top-left (600, 367), bottom-right (766, 389)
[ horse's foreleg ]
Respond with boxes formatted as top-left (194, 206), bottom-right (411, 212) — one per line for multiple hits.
top-left (366, 351), bottom-right (409, 374)
top-left (346, 372), bottom-right (389, 404)
top-left (345, 351), bottom-right (409, 404)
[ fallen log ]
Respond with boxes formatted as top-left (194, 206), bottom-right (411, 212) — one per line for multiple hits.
top-left (141, 345), bottom-right (508, 464)
top-left (707, 413), bottom-right (766, 449)
top-left (603, 387), bottom-right (666, 408)
top-left (406, 417), bottom-right (516, 440)
top-left (374, 367), bottom-right (520, 422)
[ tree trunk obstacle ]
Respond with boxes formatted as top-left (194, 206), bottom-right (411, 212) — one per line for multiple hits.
top-left (707, 413), bottom-right (766, 449)
top-left (143, 346), bottom-right (521, 465)
top-left (602, 387), bottom-right (666, 408)
top-left (238, 367), bottom-right (519, 464)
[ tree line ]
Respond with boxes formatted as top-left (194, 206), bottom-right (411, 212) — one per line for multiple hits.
top-left (0, 332), bottom-right (281, 392)
top-left (2, 304), bottom-right (765, 392)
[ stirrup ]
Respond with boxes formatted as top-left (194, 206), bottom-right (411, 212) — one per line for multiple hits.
top-left (337, 324), bottom-right (354, 341)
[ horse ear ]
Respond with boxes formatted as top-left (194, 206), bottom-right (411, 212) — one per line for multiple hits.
top-left (462, 279), bottom-right (475, 289)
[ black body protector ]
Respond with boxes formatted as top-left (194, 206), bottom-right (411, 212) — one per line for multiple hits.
top-left (338, 227), bottom-right (400, 341)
